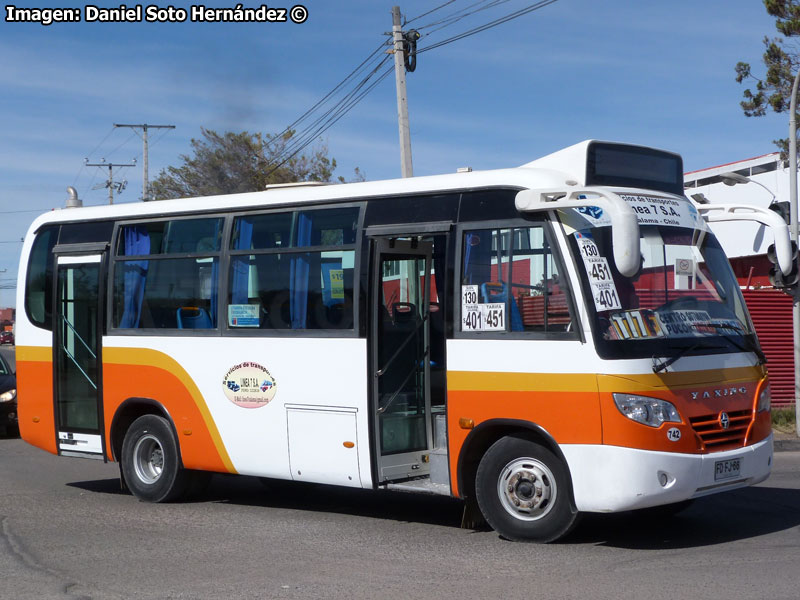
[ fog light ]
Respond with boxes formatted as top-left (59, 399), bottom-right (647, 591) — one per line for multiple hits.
top-left (659, 473), bottom-right (669, 487)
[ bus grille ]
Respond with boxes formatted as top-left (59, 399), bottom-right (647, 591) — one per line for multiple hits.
top-left (688, 409), bottom-right (752, 451)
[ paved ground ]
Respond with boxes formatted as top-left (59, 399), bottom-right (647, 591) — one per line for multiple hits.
top-left (0, 435), bottom-right (799, 600)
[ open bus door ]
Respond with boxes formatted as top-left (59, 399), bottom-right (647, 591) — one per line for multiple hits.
top-left (52, 248), bottom-right (106, 459)
top-left (371, 238), bottom-right (434, 482)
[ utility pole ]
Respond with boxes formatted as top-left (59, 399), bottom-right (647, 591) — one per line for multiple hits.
top-left (789, 70), bottom-right (800, 436)
top-left (391, 6), bottom-right (417, 178)
top-left (85, 159), bottom-right (136, 205)
top-left (114, 123), bottom-right (175, 201)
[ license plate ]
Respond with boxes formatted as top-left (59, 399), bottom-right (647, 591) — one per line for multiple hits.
top-left (714, 457), bottom-right (742, 481)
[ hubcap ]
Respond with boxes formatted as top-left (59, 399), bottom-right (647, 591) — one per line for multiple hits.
top-left (497, 457), bottom-right (556, 521)
top-left (133, 434), bottom-right (164, 485)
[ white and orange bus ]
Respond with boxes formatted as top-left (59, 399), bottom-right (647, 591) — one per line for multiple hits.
top-left (15, 141), bottom-right (792, 542)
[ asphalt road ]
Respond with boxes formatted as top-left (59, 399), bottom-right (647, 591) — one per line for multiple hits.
top-left (0, 433), bottom-right (798, 600)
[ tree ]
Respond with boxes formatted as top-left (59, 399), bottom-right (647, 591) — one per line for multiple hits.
top-left (150, 128), bottom-right (345, 200)
top-left (736, 1), bottom-right (800, 153)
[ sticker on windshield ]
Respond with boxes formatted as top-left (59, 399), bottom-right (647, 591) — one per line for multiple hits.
top-left (609, 310), bottom-right (664, 339)
top-left (461, 285), bottom-right (506, 331)
top-left (656, 309), bottom-right (715, 337)
top-left (619, 194), bottom-right (702, 229)
top-left (574, 232), bottom-right (621, 312)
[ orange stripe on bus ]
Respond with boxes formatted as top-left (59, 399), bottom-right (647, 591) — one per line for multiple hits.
top-left (103, 347), bottom-right (236, 474)
top-left (16, 346), bottom-right (57, 455)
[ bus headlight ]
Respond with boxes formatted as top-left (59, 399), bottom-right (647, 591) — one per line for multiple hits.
top-left (0, 389), bottom-right (16, 402)
top-left (613, 393), bottom-right (681, 427)
top-left (757, 385), bottom-right (771, 413)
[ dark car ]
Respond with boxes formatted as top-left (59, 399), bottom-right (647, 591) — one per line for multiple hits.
top-left (0, 352), bottom-right (17, 436)
top-left (0, 331), bottom-right (13, 345)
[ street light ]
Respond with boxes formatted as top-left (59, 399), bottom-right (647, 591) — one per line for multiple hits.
top-left (790, 68), bottom-right (800, 437)
top-left (719, 171), bottom-right (777, 204)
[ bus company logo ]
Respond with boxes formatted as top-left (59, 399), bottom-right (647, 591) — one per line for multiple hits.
top-left (577, 206), bottom-right (604, 220)
top-left (719, 412), bottom-right (730, 429)
top-left (690, 386), bottom-right (748, 400)
top-left (222, 362), bottom-right (278, 409)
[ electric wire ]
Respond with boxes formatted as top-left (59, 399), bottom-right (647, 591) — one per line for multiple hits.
top-left (404, 0), bottom-right (458, 25)
top-left (414, 0), bottom-right (512, 33)
top-left (274, 40), bottom-right (390, 142)
top-left (266, 63), bottom-right (394, 179)
top-left (267, 0), bottom-right (560, 176)
top-left (275, 55), bottom-right (392, 167)
top-left (417, 0), bottom-right (559, 54)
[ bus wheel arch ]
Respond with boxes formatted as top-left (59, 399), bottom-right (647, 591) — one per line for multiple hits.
top-left (110, 398), bottom-right (178, 463)
top-left (457, 420), bottom-right (579, 542)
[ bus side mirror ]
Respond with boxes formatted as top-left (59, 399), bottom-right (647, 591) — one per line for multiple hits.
top-left (515, 188), bottom-right (641, 277)
top-left (698, 203), bottom-right (793, 276)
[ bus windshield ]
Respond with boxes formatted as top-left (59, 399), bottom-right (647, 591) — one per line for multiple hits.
top-left (560, 206), bottom-right (756, 361)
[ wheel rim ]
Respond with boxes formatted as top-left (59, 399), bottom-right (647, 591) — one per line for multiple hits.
top-left (496, 457), bottom-right (557, 521)
top-left (132, 434), bottom-right (165, 485)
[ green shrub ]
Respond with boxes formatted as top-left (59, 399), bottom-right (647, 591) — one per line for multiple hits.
top-left (772, 407), bottom-right (797, 433)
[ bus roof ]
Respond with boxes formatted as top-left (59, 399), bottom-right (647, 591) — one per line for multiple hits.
top-left (25, 139), bottom-right (683, 231)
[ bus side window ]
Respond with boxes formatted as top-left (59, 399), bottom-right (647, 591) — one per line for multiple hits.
top-left (226, 207), bottom-right (358, 331)
top-left (25, 225), bottom-right (58, 330)
top-left (461, 226), bottom-right (574, 334)
top-left (112, 219), bottom-right (222, 330)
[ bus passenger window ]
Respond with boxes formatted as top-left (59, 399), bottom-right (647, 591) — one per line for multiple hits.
top-left (461, 226), bottom-right (573, 334)
top-left (112, 219), bottom-right (222, 330)
top-left (226, 207), bottom-right (358, 331)
top-left (25, 225), bottom-right (58, 330)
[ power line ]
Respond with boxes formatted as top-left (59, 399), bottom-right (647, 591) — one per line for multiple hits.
top-left (275, 41), bottom-right (390, 141)
top-left (266, 64), bottom-right (394, 179)
top-left (405, 0), bottom-right (458, 25)
top-left (417, 0), bottom-right (560, 54)
top-left (267, 0), bottom-right (560, 177)
top-left (414, 0), bottom-right (512, 33)
top-left (275, 55), bottom-right (393, 165)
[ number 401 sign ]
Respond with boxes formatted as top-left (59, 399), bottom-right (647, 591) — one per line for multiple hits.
top-left (462, 285), bottom-right (506, 331)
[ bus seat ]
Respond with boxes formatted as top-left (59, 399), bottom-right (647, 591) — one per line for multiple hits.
top-left (176, 306), bottom-right (212, 329)
top-left (479, 282), bottom-right (523, 331)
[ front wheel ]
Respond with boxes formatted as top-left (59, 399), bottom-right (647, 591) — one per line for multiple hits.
top-left (121, 414), bottom-right (190, 503)
top-left (475, 436), bottom-right (578, 542)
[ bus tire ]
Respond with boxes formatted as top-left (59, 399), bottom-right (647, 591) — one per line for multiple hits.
top-left (121, 415), bottom-right (189, 503)
top-left (475, 436), bottom-right (578, 542)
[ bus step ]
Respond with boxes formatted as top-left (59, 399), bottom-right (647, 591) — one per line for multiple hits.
top-left (385, 477), bottom-right (451, 496)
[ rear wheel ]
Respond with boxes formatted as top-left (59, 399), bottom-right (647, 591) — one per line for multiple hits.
top-left (475, 436), bottom-right (578, 542)
top-left (121, 415), bottom-right (189, 503)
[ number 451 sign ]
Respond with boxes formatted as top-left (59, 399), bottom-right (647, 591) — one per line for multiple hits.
top-left (462, 285), bottom-right (506, 331)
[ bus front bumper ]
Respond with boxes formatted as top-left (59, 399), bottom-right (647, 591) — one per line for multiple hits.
top-left (560, 434), bottom-right (773, 513)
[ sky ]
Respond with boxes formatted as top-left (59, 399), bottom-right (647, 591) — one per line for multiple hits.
top-left (0, 0), bottom-right (788, 308)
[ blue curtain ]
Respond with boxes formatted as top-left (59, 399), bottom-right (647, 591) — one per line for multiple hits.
top-left (230, 219), bottom-right (253, 306)
top-left (290, 213), bottom-right (312, 329)
top-left (463, 231), bottom-right (492, 285)
top-left (119, 226), bottom-right (150, 328)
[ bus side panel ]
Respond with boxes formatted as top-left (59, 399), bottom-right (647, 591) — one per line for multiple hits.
top-left (103, 346), bottom-right (236, 474)
top-left (102, 337), bottom-right (371, 487)
top-left (16, 346), bottom-right (57, 455)
top-left (445, 340), bottom-right (602, 497)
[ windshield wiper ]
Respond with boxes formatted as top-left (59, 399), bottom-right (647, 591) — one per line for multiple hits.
top-left (704, 321), bottom-right (767, 365)
top-left (652, 343), bottom-right (702, 373)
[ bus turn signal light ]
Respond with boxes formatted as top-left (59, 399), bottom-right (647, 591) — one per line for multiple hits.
top-left (459, 418), bottom-right (474, 430)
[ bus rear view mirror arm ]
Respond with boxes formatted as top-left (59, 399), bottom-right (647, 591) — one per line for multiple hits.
top-left (515, 187), bottom-right (641, 278)
top-left (698, 204), bottom-right (793, 276)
